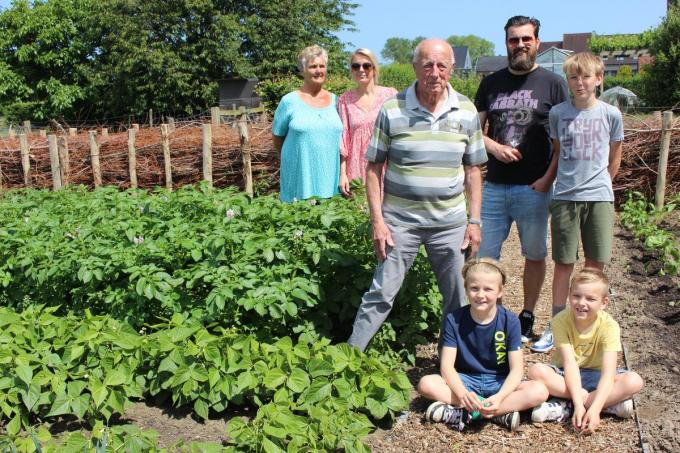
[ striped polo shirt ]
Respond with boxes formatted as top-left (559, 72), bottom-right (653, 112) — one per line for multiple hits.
top-left (366, 82), bottom-right (487, 228)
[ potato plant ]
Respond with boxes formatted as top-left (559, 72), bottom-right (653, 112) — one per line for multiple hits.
top-left (0, 306), bottom-right (410, 452)
top-left (0, 305), bottom-right (145, 434)
top-left (0, 185), bottom-right (442, 358)
top-left (620, 192), bottom-right (680, 276)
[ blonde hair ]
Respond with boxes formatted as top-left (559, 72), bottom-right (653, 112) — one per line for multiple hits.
top-left (350, 48), bottom-right (380, 83)
top-left (563, 51), bottom-right (605, 77)
top-left (297, 45), bottom-right (328, 74)
top-left (462, 257), bottom-right (507, 287)
top-left (570, 267), bottom-right (610, 296)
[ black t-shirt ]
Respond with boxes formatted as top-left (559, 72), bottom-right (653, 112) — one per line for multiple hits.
top-left (475, 67), bottom-right (568, 185)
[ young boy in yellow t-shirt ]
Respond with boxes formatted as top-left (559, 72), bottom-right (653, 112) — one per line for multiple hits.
top-left (528, 268), bottom-right (643, 433)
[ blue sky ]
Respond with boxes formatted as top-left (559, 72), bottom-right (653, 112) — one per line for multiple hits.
top-left (338, 1), bottom-right (667, 61)
top-left (0, 0), bottom-right (668, 62)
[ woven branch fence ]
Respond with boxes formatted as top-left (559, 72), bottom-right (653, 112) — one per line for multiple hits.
top-left (0, 112), bottom-right (678, 205)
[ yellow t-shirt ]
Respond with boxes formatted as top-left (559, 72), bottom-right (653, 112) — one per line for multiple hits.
top-left (551, 309), bottom-right (622, 369)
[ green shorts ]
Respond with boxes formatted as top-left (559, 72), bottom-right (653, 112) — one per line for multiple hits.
top-left (550, 200), bottom-right (614, 264)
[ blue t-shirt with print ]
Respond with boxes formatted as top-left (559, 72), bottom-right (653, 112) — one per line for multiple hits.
top-left (442, 305), bottom-right (522, 375)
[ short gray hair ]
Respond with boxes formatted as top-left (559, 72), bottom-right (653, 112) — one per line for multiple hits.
top-left (298, 45), bottom-right (328, 73)
top-left (412, 38), bottom-right (455, 64)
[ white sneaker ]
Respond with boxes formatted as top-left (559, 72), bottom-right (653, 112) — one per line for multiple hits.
top-left (532, 398), bottom-right (573, 423)
top-left (530, 327), bottom-right (554, 353)
top-left (603, 399), bottom-right (634, 418)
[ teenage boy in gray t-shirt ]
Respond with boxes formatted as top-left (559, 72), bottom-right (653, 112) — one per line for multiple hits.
top-left (529, 52), bottom-right (623, 352)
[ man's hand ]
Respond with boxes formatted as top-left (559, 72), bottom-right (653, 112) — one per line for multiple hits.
top-left (461, 224), bottom-right (481, 258)
top-left (479, 394), bottom-right (502, 418)
top-left (530, 175), bottom-right (552, 193)
top-left (493, 144), bottom-right (522, 163)
top-left (339, 173), bottom-right (351, 197)
top-left (372, 221), bottom-right (394, 261)
top-left (457, 390), bottom-right (484, 414)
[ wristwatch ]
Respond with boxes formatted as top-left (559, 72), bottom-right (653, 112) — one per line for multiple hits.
top-left (468, 218), bottom-right (482, 227)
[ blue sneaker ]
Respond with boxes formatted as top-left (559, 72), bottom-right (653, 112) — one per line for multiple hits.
top-left (530, 327), bottom-right (553, 353)
top-left (425, 402), bottom-right (470, 431)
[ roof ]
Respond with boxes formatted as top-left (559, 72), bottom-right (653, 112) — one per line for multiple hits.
top-left (475, 56), bottom-right (507, 72)
top-left (538, 33), bottom-right (591, 53)
top-left (452, 45), bottom-right (472, 70)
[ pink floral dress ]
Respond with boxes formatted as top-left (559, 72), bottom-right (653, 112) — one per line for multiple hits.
top-left (337, 86), bottom-right (398, 181)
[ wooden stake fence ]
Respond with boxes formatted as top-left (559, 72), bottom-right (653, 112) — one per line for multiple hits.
top-left (47, 135), bottom-right (62, 190)
top-left (202, 123), bottom-right (212, 186)
top-left (89, 131), bottom-right (102, 188)
top-left (161, 124), bottom-right (172, 190)
top-left (128, 127), bottom-right (138, 189)
top-left (19, 134), bottom-right (30, 186)
top-left (237, 108), bottom-right (253, 196)
top-left (58, 136), bottom-right (70, 186)
top-left (655, 111), bottom-right (674, 210)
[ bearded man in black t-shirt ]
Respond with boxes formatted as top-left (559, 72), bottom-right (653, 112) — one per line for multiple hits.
top-left (474, 16), bottom-right (568, 352)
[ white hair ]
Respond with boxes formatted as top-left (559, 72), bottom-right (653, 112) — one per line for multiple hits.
top-left (298, 45), bottom-right (328, 73)
top-left (412, 38), bottom-right (455, 64)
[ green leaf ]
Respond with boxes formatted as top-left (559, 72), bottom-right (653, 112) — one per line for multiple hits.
top-left (286, 368), bottom-right (310, 393)
top-left (264, 248), bottom-right (275, 262)
top-left (262, 436), bottom-right (285, 453)
top-left (305, 379), bottom-right (332, 403)
top-left (70, 394), bottom-right (90, 419)
top-left (384, 388), bottom-right (407, 412)
top-left (263, 368), bottom-right (287, 389)
top-left (107, 390), bottom-right (126, 415)
top-left (104, 368), bottom-right (127, 387)
top-left (366, 397), bottom-right (388, 419)
top-left (91, 381), bottom-right (108, 407)
top-left (320, 214), bottom-right (332, 228)
top-left (194, 398), bottom-right (209, 420)
top-left (21, 382), bottom-right (41, 411)
top-left (15, 365), bottom-right (33, 385)
top-left (7, 413), bottom-right (21, 436)
top-left (263, 423), bottom-right (288, 439)
top-left (308, 358), bottom-right (333, 377)
top-left (47, 394), bottom-right (71, 417)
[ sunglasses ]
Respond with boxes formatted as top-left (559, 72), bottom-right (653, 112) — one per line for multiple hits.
top-left (507, 36), bottom-right (535, 45)
top-left (351, 62), bottom-right (373, 71)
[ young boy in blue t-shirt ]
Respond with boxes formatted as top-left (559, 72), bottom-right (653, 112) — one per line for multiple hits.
top-left (417, 258), bottom-right (549, 431)
top-left (529, 51), bottom-right (624, 353)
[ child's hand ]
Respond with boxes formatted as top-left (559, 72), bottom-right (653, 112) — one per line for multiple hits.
top-left (572, 404), bottom-right (586, 431)
top-left (479, 394), bottom-right (502, 418)
top-left (579, 409), bottom-right (601, 434)
top-left (458, 390), bottom-right (483, 413)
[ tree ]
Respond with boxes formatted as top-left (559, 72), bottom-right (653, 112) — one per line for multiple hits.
top-left (616, 65), bottom-right (633, 78)
top-left (446, 35), bottom-right (494, 65)
top-left (0, 0), bottom-right (356, 121)
top-left (381, 36), bottom-right (425, 64)
top-left (0, 0), bottom-right (96, 121)
top-left (641, 7), bottom-right (680, 106)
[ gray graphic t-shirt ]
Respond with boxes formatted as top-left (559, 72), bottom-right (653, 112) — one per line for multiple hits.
top-left (549, 100), bottom-right (623, 201)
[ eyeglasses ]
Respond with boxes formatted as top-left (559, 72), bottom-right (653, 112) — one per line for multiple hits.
top-left (351, 62), bottom-right (373, 71)
top-left (507, 36), bottom-right (535, 45)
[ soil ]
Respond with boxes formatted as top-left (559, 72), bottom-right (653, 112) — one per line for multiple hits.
top-left (101, 220), bottom-right (679, 452)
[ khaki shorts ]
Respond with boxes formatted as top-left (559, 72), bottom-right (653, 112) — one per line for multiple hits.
top-left (550, 200), bottom-right (614, 264)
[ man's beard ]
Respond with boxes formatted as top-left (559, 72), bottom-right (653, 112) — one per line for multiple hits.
top-left (508, 47), bottom-right (537, 71)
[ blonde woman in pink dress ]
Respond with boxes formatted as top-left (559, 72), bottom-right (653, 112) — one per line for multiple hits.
top-left (337, 48), bottom-right (398, 196)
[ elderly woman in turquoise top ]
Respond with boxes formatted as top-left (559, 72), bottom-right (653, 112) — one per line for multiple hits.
top-left (272, 45), bottom-right (343, 202)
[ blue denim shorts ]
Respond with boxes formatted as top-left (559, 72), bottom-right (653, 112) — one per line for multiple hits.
top-left (479, 182), bottom-right (551, 261)
top-left (548, 365), bottom-right (627, 392)
top-left (458, 372), bottom-right (507, 398)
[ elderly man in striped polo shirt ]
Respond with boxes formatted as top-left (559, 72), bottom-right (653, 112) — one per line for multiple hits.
top-left (348, 38), bottom-right (488, 351)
